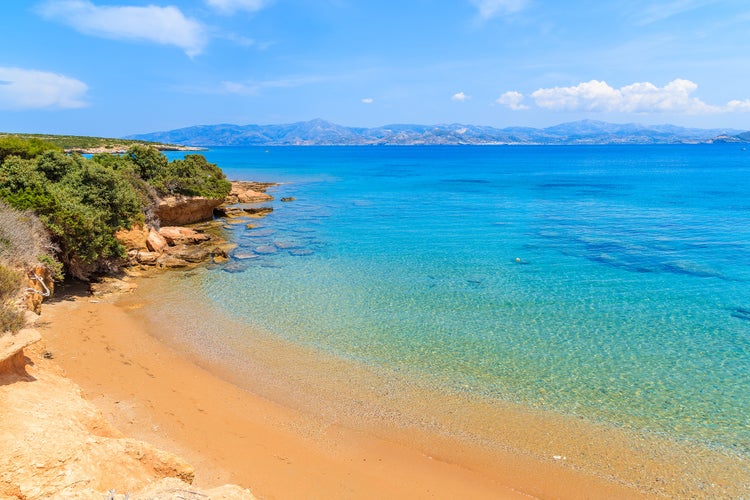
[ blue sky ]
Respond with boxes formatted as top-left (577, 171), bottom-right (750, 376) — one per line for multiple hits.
top-left (2, 0), bottom-right (750, 136)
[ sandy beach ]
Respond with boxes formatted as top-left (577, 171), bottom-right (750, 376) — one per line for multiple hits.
top-left (37, 275), bottom-right (747, 499)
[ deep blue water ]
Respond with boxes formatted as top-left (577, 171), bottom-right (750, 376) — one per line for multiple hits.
top-left (169, 145), bottom-right (750, 452)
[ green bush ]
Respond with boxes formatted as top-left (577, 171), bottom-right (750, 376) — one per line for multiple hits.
top-left (0, 135), bottom-right (60, 164)
top-left (0, 139), bottom-right (230, 280)
top-left (152, 154), bottom-right (231, 199)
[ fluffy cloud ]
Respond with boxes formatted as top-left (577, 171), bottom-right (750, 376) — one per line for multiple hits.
top-left (497, 78), bottom-right (750, 114)
top-left (361, 97), bottom-right (374, 104)
top-left (496, 90), bottom-right (528, 110)
top-left (529, 79), bottom-right (720, 113)
top-left (37, 0), bottom-right (207, 56)
top-left (470, 0), bottom-right (528, 19)
top-left (206, 0), bottom-right (273, 14)
top-left (451, 91), bottom-right (469, 102)
top-left (726, 99), bottom-right (750, 112)
top-left (0, 67), bottom-right (88, 110)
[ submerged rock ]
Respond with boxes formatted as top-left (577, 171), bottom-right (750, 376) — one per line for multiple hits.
top-left (274, 241), bottom-right (302, 249)
top-left (289, 249), bottom-right (314, 256)
top-left (233, 249), bottom-right (260, 260)
top-left (254, 245), bottom-right (278, 255)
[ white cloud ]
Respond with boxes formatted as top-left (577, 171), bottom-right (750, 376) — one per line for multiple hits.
top-left (496, 90), bottom-right (528, 110)
top-left (206, 0), bottom-right (273, 14)
top-left (529, 79), bottom-right (721, 114)
top-left (726, 99), bottom-right (750, 112)
top-left (219, 75), bottom-right (328, 95)
top-left (470, 0), bottom-right (528, 19)
top-left (37, 0), bottom-right (207, 56)
top-left (451, 91), bottom-right (469, 102)
top-left (361, 97), bottom-right (374, 104)
top-left (0, 67), bottom-right (88, 110)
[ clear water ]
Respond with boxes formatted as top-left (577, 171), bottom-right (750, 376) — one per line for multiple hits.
top-left (169, 145), bottom-right (750, 454)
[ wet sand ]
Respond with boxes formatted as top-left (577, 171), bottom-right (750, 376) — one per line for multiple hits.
top-left (38, 277), bottom-right (747, 499)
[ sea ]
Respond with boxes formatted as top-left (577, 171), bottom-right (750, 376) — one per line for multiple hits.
top-left (150, 144), bottom-right (749, 487)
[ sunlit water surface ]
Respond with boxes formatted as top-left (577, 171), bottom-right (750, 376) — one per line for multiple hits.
top-left (159, 145), bottom-right (750, 455)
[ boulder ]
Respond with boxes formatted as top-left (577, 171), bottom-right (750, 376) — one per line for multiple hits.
top-left (156, 196), bottom-right (224, 226)
top-left (136, 251), bottom-right (161, 265)
top-left (159, 226), bottom-right (211, 246)
top-left (167, 245), bottom-right (211, 263)
top-left (115, 224), bottom-right (149, 251)
top-left (146, 229), bottom-right (168, 253)
top-left (156, 255), bottom-right (189, 269)
top-left (225, 181), bottom-right (275, 205)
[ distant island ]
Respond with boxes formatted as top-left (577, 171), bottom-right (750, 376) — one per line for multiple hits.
top-left (127, 119), bottom-right (750, 147)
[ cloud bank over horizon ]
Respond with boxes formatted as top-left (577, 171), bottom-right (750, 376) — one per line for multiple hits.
top-left (498, 79), bottom-right (750, 115)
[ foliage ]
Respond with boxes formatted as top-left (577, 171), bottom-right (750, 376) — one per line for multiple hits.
top-left (126, 144), bottom-right (168, 181)
top-left (152, 153), bottom-right (231, 199)
top-left (0, 203), bottom-right (56, 335)
top-left (0, 135), bottom-right (60, 164)
top-left (0, 132), bottom-right (176, 151)
top-left (0, 138), bottom-right (231, 280)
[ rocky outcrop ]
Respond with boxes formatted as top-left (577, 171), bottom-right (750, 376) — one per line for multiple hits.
top-left (116, 225), bottom-right (232, 273)
top-left (155, 196), bottom-right (225, 226)
top-left (224, 181), bottom-right (276, 205)
top-left (0, 331), bottom-right (255, 500)
top-left (22, 266), bottom-right (54, 315)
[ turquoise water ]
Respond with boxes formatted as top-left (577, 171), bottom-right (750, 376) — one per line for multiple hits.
top-left (171, 145), bottom-right (750, 453)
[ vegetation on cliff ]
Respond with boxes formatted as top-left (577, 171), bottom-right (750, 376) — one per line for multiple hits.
top-left (0, 132), bottom-right (192, 152)
top-left (0, 135), bottom-right (231, 287)
top-left (0, 201), bottom-right (56, 333)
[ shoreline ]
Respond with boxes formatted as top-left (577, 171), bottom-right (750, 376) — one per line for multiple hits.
top-left (37, 270), bottom-right (750, 498)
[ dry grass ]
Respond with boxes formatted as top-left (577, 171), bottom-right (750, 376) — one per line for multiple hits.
top-left (0, 201), bottom-right (57, 335)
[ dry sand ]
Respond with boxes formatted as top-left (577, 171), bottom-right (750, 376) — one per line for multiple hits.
top-left (37, 278), bottom-right (746, 499)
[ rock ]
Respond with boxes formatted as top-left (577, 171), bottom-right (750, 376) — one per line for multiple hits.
top-left (0, 328), bottom-right (41, 375)
top-left (0, 345), bottom-right (201, 500)
top-left (115, 224), bottom-right (149, 251)
top-left (23, 266), bottom-right (54, 315)
top-left (156, 196), bottom-right (224, 226)
top-left (215, 206), bottom-right (248, 218)
top-left (146, 229), bottom-right (168, 253)
top-left (157, 255), bottom-right (189, 269)
top-left (222, 261), bottom-right (248, 273)
top-left (232, 250), bottom-right (259, 260)
top-left (254, 245), bottom-right (277, 255)
top-left (159, 226), bottom-right (212, 246)
top-left (224, 181), bottom-right (275, 205)
top-left (280, 197), bottom-right (296, 202)
top-left (168, 245), bottom-right (211, 263)
top-left (274, 241), bottom-right (301, 249)
top-left (245, 207), bottom-right (273, 217)
top-left (246, 228), bottom-right (275, 237)
top-left (238, 189), bottom-right (273, 203)
top-left (136, 251), bottom-right (161, 265)
top-left (128, 477), bottom-right (255, 499)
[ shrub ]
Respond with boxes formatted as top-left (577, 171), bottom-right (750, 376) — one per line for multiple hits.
top-left (0, 136), bottom-right (60, 164)
top-left (152, 154), bottom-right (231, 199)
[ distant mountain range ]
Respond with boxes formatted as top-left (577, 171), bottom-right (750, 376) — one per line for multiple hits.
top-left (127, 119), bottom-right (750, 146)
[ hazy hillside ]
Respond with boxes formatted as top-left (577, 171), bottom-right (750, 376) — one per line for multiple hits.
top-left (127, 119), bottom-right (748, 146)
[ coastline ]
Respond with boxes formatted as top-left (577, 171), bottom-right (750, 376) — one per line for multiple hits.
top-left (37, 270), bottom-right (750, 498)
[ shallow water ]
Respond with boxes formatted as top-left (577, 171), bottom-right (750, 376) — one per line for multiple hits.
top-left (162, 145), bottom-right (750, 457)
